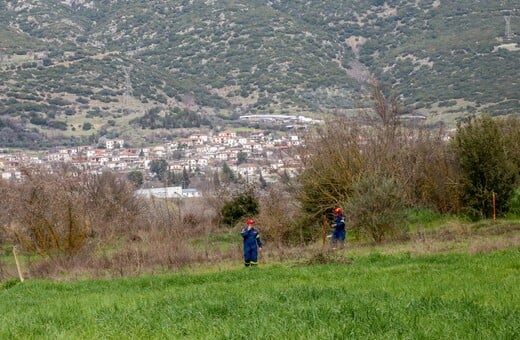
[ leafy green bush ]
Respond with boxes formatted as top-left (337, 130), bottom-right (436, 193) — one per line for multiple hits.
top-left (346, 174), bottom-right (408, 243)
top-left (453, 116), bottom-right (519, 219)
top-left (508, 188), bottom-right (520, 217)
top-left (220, 192), bottom-right (258, 227)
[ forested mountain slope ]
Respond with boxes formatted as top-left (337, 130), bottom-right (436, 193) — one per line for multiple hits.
top-left (0, 0), bottom-right (518, 146)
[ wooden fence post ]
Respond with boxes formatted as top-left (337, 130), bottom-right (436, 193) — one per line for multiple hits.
top-left (13, 246), bottom-right (25, 282)
top-left (492, 192), bottom-right (496, 223)
top-left (322, 215), bottom-right (328, 248)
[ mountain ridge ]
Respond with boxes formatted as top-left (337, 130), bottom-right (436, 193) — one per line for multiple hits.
top-left (0, 0), bottom-right (518, 147)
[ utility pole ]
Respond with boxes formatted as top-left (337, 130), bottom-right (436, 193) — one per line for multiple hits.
top-left (504, 16), bottom-right (513, 40)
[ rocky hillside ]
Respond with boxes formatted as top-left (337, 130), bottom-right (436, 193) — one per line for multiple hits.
top-left (0, 0), bottom-right (518, 146)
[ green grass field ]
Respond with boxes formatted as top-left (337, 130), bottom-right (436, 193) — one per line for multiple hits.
top-left (1, 249), bottom-right (519, 339)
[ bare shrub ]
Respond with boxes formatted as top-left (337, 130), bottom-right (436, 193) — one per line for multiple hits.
top-left (469, 235), bottom-right (520, 254)
top-left (5, 167), bottom-right (90, 256)
top-left (202, 187), bottom-right (230, 227)
top-left (298, 119), bottom-right (461, 241)
top-left (85, 171), bottom-right (143, 240)
top-left (258, 187), bottom-right (302, 247)
top-left (27, 246), bottom-right (98, 279)
top-left (298, 118), bottom-right (364, 216)
top-left (302, 249), bottom-right (353, 265)
top-left (0, 259), bottom-right (7, 281)
top-left (2, 166), bottom-right (149, 275)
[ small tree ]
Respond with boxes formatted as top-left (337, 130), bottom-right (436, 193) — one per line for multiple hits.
top-left (220, 192), bottom-right (258, 227)
top-left (222, 162), bottom-right (237, 183)
top-left (258, 187), bottom-right (301, 246)
top-left (5, 167), bottom-right (90, 257)
top-left (237, 152), bottom-right (248, 165)
top-left (182, 167), bottom-right (190, 189)
top-left (85, 171), bottom-right (141, 238)
top-left (149, 159), bottom-right (169, 182)
top-left (127, 170), bottom-right (144, 187)
top-left (345, 174), bottom-right (407, 243)
top-left (453, 115), bottom-right (518, 219)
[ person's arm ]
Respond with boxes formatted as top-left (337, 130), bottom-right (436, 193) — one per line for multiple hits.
top-left (256, 231), bottom-right (263, 249)
top-left (241, 228), bottom-right (249, 238)
top-left (336, 215), bottom-right (345, 229)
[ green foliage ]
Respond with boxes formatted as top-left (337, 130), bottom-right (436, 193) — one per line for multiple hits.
top-left (453, 116), bottom-right (519, 219)
top-left (1, 0), bottom-right (518, 145)
top-left (405, 208), bottom-right (444, 229)
top-left (130, 107), bottom-right (211, 130)
top-left (149, 159), bottom-right (169, 182)
top-left (82, 122), bottom-right (92, 131)
top-left (221, 162), bottom-right (237, 183)
top-left (126, 170), bottom-right (144, 187)
top-left (220, 192), bottom-right (258, 227)
top-left (236, 152), bottom-right (247, 165)
top-left (346, 174), bottom-right (407, 243)
top-left (181, 167), bottom-right (190, 189)
top-left (508, 188), bottom-right (520, 217)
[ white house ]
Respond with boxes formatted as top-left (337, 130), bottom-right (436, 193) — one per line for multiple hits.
top-left (237, 163), bottom-right (258, 177)
top-left (135, 186), bottom-right (183, 199)
top-left (182, 188), bottom-right (201, 198)
top-left (135, 186), bottom-right (200, 199)
top-left (105, 139), bottom-right (125, 150)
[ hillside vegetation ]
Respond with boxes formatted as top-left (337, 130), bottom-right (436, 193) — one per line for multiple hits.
top-left (0, 0), bottom-right (518, 146)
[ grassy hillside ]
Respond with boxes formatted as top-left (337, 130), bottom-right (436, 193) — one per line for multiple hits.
top-left (0, 0), bottom-right (519, 146)
top-left (1, 249), bottom-right (519, 339)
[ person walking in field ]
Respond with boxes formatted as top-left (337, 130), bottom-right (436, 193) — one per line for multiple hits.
top-left (241, 218), bottom-right (263, 267)
top-left (331, 207), bottom-right (346, 249)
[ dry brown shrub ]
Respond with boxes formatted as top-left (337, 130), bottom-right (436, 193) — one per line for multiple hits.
top-left (468, 235), bottom-right (520, 255)
top-left (27, 246), bottom-right (99, 279)
top-left (85, 171), bottom-right (143, 241)
top-left (5, 167), bottom-right (90, 256)
top-left (258, 187), bottom-right (301, 247)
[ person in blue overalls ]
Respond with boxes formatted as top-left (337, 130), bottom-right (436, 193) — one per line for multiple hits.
top-left (241, 218), bottom-right (263, 267)
top-left (331, 207), bottom-right (346, 249)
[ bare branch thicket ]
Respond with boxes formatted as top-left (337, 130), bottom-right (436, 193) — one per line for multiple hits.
top-left (395, 128), bottom-right (462, 213)
top-left (358, 78), bottom-right (462, 213)
top-left (258, 186), bottom-right (301, 247)
top-left (201, 185), bottom-right (233, 228)
top-left (297, 118), bottom-right (364, 218)
top-left (5, 167), bottom-right (90, 257)
top-left (84, 171), bottom-right (143, 240)
top-left (295, 77), bottom-right (465, 242)
top-left (0, 179), bottom-right (13, 244)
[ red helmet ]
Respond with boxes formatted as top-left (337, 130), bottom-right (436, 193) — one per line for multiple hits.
top-left (333, 207), bottom-right (343, 215)
top-left (247, 219), bottom-right (255, 225)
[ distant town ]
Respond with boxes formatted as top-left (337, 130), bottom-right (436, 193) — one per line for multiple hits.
top-left (0, 115), bottom-right (324, 195)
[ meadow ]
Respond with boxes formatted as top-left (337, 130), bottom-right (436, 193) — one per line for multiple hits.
top-left (1, 249), bottom-right (519, 339)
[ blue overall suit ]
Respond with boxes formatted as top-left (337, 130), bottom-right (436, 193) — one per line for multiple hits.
top-left (241, 227), bottom-right (263, 267)
top-left (331, 213), bottom-right (346, 248)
